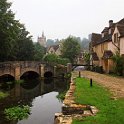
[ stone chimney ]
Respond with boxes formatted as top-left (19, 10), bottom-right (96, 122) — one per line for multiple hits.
top-left (109, 20), bottom-right (113, 27)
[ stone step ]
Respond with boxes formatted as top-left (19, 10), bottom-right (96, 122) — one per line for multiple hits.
top-left (62, 105), bottom-right (84, 115)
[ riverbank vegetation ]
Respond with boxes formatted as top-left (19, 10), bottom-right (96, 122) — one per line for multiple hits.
top-left (0, 91), bottom-right (8, 99)
top-left (73, 77), bottom-right (124, 124)
top-left (14, 80), bottom-right (24, 84)
top-left (4, 105), bottom-right (30, 121)
top-left (57, 91), bottom-right (67, 101)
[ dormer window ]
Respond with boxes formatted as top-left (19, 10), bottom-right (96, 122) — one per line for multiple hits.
top-left (114, 33), bottom-right (118, 43)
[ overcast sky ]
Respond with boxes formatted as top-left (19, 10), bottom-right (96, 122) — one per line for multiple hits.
top-left (10, 0), bottom-right (124, 41)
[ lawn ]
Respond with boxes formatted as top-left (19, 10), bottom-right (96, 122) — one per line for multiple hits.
top-left (72, 77), bottom-right (124, 124)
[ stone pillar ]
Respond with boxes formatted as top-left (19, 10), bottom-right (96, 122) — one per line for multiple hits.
top-left (14, 63), bottom-right (21, 80)
top-left (40, 64), bottom-right (45, 77)
top-left (67, 63), bottom-right (72, 73)
top-left (54, 66), bottom-right (57, 77)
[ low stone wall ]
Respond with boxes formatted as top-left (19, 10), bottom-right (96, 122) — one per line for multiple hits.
top-left (54, 75), bottom-right (98, 124)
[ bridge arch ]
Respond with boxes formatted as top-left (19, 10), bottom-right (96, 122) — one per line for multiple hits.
top-left (0, 74), bottom-right (15, 82)
top-left (44, 71), bottom-right (53, 78)
top-left (20, 71), bottom-right (40, 79)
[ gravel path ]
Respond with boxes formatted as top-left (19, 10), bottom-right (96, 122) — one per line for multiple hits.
top-left (73, 71), bottom-right (124, 98)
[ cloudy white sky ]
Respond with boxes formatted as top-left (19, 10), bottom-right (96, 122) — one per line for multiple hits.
top-left (10, 0), bottom-right (124, 41)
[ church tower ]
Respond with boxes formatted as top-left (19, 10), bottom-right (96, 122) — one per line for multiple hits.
top-left (37, 32), bottom-right (46, 47)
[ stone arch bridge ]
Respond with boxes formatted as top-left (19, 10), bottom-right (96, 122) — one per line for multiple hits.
top-left (0, 61), bottom-right (72, 80)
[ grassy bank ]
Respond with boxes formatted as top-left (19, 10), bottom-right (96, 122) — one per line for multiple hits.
top-left (73, 77), bottom-right (124, 124)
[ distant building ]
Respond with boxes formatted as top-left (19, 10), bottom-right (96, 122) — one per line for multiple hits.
top-left (37, 32), bottom-right (46, 47)
top-left (47, 45), bottom-right (61, 56)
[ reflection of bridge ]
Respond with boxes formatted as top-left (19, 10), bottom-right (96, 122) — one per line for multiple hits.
top-left (0, 61), bottom-right (72, 80)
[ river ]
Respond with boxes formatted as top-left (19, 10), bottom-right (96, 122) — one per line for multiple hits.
top-left (0, 78), bottom-right (69, 124)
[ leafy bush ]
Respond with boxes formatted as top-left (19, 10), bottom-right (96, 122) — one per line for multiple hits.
top-left (0, 91), bottom-right (8, 99)
top-left (57, 91), bottom-right (67, 101)
top-left (93, 66), bottom-right (103, 73)
top-left (4, 105), bottom-right (30, 121)
top-left (64, 73), bottom-right (72, 79)
top-left (112, 52), bottom-right (124, 76)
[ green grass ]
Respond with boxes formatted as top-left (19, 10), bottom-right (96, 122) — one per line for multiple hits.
top-left (0, 91), bottom-right (9, 99)
top-left (72, 77), bottom-right (124, 124)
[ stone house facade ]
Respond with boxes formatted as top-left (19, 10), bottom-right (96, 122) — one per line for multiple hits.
top-left (90, 18), bottom-right (124, 73)
top-left (47, 45), bottom-right (61, 56)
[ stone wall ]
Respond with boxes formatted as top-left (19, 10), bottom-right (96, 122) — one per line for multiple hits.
top-left (54, 73), bottom-right (98, 124)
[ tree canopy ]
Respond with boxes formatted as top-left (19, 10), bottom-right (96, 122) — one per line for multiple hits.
top-left (34, 42), bottom-right (46, 61)
top-left (0, 0), bottom-right (35, 61)
top-left (61, 36), bottom-right (81, 63)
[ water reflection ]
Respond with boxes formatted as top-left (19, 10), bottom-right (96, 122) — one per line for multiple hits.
top-left (0, 78), bottom-right (69, 124)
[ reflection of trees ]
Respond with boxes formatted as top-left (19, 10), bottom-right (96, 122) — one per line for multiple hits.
top-left (41, 78), bottom-right (69, 95)
top-left (0, 74), bottom-right (15, 91)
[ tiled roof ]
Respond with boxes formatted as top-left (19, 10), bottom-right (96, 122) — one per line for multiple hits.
top-left (91, 33), bottom-right (112, 46)
top-left (102, 50), bottom-right (113, 59)
top-left (91, 33), bottom-right (102, 46)
top-left (117, 24), bottom-right (124, 37)
top-left (48, 45), bottom-right (60, 52)
top-left (91, 18), bottom-right (124, 47)
top-left (101, 34), bottom-right (112, 42)
top-left (101, 27), bottom-right (109, 33)
top-left (117, 18), bottom-right (124, 25)
top-left (92, 52), bottom-right (99, 61)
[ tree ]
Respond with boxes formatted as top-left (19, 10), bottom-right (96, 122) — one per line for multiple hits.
top-left (0, 0), bottom-right (20, 61)
top-left (34, 42), bottom-right (45, 61)
top-left (43, 53), bottom-right (70, 65)
top-left (83, 52), bottom-right (90, 64)
top-left (0, 0), bottom-right (35, 61)
top-left (81, 38), bottom-right (90, 51)
top-left (61, 36), bottom-right (81, 63)
top-left (43, 54), bottom-right (58, 63)
top-left (14, 25), bottom-right (35, 61)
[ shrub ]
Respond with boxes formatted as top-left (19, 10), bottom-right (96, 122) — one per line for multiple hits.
top-left (4, 105), bottom-right (30, 121)
top-left (112, 52), bottom-right (124, 76)
top-left (0, 91), bottom-right (8, 99)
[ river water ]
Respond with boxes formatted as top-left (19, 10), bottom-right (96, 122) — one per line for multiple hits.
top-left (0, 78), bottom-right (69, 124)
